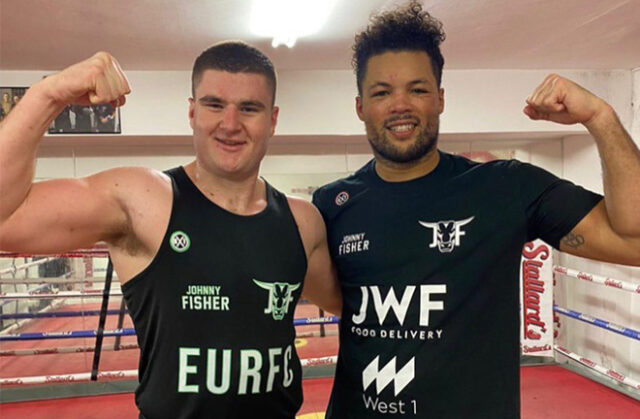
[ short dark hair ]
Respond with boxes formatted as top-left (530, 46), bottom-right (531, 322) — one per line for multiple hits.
top-left (191, 41), bottom-right (277, 105)
top-left (352, 1), bottom-right (446, 95)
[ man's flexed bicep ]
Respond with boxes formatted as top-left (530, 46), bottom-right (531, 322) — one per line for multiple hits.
top-left (0, 169), bottom-right (134, 254)
top-left (0, 52), bottom-right (133, 254)
top-left (559, 201), bottom-right (640, 266)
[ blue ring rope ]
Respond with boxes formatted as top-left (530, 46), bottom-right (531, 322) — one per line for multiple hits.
top-left (554, 305), bottom-right (639, 341)
top-left (0, 316), bottom-right (340, 341)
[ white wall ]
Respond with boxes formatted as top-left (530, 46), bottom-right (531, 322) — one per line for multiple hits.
top-left (633, 68), bottom-right (640, 141)
top-left (1, 68), bottom-right (631, 136)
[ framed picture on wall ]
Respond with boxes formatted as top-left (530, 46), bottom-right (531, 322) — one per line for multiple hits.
top-left (48, 103), bottom-right (121, 134)
top-left (0, 87), bottom-right (28, 122)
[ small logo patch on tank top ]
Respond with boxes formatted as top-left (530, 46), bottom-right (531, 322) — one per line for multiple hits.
top-left (170, 231), bottom-right (191, 253)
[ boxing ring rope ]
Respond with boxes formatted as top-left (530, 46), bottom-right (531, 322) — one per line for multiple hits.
top-left (1, 343), bottom-right (140, 357)
top-left (0, 257), bottom-right (57, 276)
top-left (0, 248), bottom-right (109, 259)
top-left (0, 316), bottom-right (340, 342)
top-left (1, 297), bottom-right (68, 336)
top-left (554, 266), bottom-right (640, 294)
top-left (554, 346), bottom-right (640, 391)
top-left (553, 265), bottom-right (640, 393)
top-left (0, 246), bottom-right (341, 390)
top-left (3, 249), bottom-right (635, 397)
top-left (0, 328), bottom-right (337, 357)
top-left (0, 309), bottom-right (127, 320)
top-left (553, 305), bottom-right (639, 341)
top-left (0, 317), bottom-right (339, 386)
top-left (0, 354), bottom-right (342, 387)
top-left (0, 277), bottom-right (106, 284)
top-left (0, 289), bottom-right (121, 299)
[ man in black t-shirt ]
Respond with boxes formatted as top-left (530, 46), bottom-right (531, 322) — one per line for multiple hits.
top-left (312, 2), bottom-right (640, 418)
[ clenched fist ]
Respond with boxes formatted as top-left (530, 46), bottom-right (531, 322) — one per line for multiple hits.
top-left (41, 52), bottom-right (131, 108)
top-left (523, 74), bottom-right (611, 127)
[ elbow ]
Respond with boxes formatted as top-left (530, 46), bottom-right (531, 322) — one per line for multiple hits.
top-left (610, 218), bottom-right (640, 239)
top-left (318, 298), bottom-right (342, 318)
top-left (327, 301), bottom-right (342, 318)
top-left (0, 225), bottom-right (9, 250)
top-left (625, 237), bottom-right (640, 267)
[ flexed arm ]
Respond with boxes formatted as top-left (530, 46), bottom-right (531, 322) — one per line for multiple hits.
top-left (524, 75), bottom-right (640, 265)
top-left (0, 53), bottom-right (132, 253)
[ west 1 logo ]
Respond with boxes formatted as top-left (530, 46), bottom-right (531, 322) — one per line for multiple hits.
top-left (362, 355), bottom-right (418, 415)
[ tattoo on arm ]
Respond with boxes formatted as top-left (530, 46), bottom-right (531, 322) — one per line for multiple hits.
top-left (561, 232), bottom-right (585, 249)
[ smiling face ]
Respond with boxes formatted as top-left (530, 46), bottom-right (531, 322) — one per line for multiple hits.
top-left (357, 50), bottom-right (444, 166)
top-left (189, 69), bottom-right (278, 179)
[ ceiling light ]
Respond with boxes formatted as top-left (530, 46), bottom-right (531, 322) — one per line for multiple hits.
top-left (250, 0), bottom-right (338, 48)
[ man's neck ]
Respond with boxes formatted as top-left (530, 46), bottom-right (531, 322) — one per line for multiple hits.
top-left (184, 161), bottom-right (267, 216)
top-left (374, 149), bottom-right (440, 182)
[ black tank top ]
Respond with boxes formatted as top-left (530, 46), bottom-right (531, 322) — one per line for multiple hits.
top-left (122, 167), bottom-right (307, 419)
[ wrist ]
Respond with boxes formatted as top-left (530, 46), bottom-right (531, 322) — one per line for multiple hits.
top-left (584, 101), bottom-right (616, 132)
top-left (10, 81), bottom-right (68, 131)
top-left (31, 77), bottom-right (69, 109)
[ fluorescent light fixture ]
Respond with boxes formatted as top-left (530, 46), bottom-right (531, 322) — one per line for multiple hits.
top-left (250, 0), bottom-right (338, 48)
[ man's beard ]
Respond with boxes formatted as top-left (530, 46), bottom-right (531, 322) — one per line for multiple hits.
top-left (365, 119), bottom-right (439, 164)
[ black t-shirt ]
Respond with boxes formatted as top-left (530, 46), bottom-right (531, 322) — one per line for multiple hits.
top-left (312, 152), bottom-right (601, 418)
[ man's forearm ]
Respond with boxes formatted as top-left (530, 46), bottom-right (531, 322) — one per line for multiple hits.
top-left (0, 81), bottom-right (64, 222)
top-left (586, 105), bottom-right (640, 236)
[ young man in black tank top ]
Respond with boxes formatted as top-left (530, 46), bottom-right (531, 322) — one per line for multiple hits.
top-left (312, 2), bottom-right (640, 418)
top-left (0, 42), bottom-right (341, 418)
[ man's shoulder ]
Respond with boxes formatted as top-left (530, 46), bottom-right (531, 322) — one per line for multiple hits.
top-left (446, 152), bottom-right (517, 172)
top-left (445, 153), bottom-right (541, 182)
top-left (312, 160), bottom-right (373, 214)
top-left (286, 195), bottom-right (320, 220)
top-left (88, 167), bottom-right (173, 220)
top-left (93, 166), bottom-right (171, 191)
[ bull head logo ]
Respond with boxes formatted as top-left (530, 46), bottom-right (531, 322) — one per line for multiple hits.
top-left (418, 216), bottom-right (474, 253)
top-left (253, 279), bottom-right (301, 320)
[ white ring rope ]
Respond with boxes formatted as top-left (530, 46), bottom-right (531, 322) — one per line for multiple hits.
top-left (0, 343), bottom-right (139, 357)
top-left (0, 289), bottom-right (123, 299)
top-left (553, 266), bottom-right (640, 392)
top-left (554, 266), bottom-right (640, 294)
top-left (0, 298), bottom-right (67, 336)
top-left (0, 257), bottom-right (57, 276)
top-left (0, 277), bottom-right (105, 284)
top-left (554, 345), bottom-right (640, 391)
top-left (0, 356), bottom-right (338, 386)
top-left (1, 330), bottom-right (337, 356)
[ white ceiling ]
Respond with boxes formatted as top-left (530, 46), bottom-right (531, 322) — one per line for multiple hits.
top-left (1, 0), bottom-right (639, 72)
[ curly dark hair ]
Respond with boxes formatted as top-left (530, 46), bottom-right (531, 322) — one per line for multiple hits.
top-left (352, 1), bottom-right (446, 95)
top-left (192, 41), bottom-right (277, 105)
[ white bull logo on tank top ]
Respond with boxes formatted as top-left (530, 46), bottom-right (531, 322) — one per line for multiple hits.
top-left (253, 279), bottom-right (300, 320)
top-left (418, 216), bottom-right (474, 253)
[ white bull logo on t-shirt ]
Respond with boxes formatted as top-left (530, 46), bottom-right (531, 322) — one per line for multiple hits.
top-left (253, 279), bottom-right (300, 320)
top-left (418, 216), bottom-right (474, 253)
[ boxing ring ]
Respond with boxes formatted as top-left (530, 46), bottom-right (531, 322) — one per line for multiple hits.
top-left (1, 248), bottom-right (638, 418)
